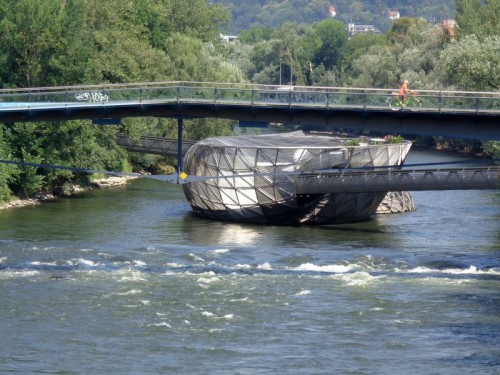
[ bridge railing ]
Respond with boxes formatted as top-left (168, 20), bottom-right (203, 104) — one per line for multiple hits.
top-left (0, 81), bottom-right (499, 114)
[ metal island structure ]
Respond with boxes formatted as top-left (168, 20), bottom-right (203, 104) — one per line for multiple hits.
top-left (181, 131), bottom-right (413, 225)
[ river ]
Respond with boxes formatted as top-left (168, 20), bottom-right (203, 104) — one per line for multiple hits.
top-left (0, 149), bottom-right (499, 374)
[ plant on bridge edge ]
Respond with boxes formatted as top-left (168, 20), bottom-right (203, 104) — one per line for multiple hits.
top-left (346, 139), bottom-right (361, 146)
top-left (384, 135), bottom-right (405, 144)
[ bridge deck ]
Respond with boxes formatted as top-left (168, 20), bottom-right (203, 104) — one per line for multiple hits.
top-left (1, 82), bottom-right (499, 140)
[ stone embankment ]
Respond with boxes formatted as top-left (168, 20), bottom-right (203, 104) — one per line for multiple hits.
top-left (2, 176), bottom-right (415, 215)
top-left (0, 176), bottom-right (136, 211)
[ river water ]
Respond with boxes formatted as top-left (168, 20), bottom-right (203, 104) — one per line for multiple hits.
top-left (0, 149), bottom-right (499, 374)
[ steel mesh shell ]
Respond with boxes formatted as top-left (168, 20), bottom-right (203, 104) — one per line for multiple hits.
top-left (182, 131), bottom-right (412, 225)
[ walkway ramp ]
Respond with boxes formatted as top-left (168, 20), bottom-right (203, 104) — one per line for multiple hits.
top-left (295, 167), bottom-right (499, 193)
top-left (116, 134), bottom-right (195, 156)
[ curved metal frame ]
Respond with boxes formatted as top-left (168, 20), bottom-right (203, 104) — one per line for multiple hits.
top-left (182, 132), bottom-right (413, 225)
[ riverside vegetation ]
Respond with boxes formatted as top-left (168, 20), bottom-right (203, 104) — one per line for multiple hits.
top-left (0, 0), bottom-right (498, 205)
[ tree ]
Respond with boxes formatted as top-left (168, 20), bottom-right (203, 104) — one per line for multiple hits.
top-left (454, 0), bottom-right (500, 155)
top-left (344, 33), bottom-right (386, 74)
top-left (312, 19), bottom-right (348, 71)
top-left (386, 17), bottom-right (429, 46)
top-left (455, 0), bottom-right (483, 38)
top-left (436, 35), bottom-right (500, 91)
top-left (3, 123), bottom-right (46, 198)
top-left (349, 46), bottom-right (399, 88)
top-left (0, 126), bottom-right (16, 201)
top-left (456, 0), bottom-right (500, 38)
top-left (0, 0), bottom-right (68, 87)
top-left (239, 27), bottom-right (274, 44)
top-left (139, 0), bottom-right (230, 48)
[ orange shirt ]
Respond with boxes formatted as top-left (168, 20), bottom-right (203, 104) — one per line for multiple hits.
top-left (399, 82), bottom-right (408, 96)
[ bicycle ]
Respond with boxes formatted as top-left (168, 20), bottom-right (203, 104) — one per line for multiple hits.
top-left (387, 91), bottom-right (421, 111)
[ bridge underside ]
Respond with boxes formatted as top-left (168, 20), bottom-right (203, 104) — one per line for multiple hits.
top-left (1, 102), bottom-right (498, 141)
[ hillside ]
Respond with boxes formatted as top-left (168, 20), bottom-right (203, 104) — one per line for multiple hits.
top-left (214, 0), bottom-right (456, 33)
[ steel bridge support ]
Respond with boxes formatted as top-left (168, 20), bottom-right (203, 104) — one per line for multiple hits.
top-left (177, 118), bottom-right (183, 183)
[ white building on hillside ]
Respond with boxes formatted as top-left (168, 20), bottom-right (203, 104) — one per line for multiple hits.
top-left (389, 10), bottom-right (400, 20)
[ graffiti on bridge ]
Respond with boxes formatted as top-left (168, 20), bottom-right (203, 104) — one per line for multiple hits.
top-left (75, 92), bottom-right (109, 103)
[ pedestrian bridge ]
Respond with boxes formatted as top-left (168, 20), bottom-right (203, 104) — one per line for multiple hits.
top-left (0, 81), bottom-right (499, 140)
top-left (113, 134), bottom-right (498, 191)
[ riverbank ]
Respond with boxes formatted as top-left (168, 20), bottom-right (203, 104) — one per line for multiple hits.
top-left (0, 176), bottom-right (136, 211)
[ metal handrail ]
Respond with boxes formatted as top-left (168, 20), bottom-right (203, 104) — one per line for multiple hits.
top-left (1, 80), bottom-right (499, 96)
top-left (0, 82), bottom-right (499, 114)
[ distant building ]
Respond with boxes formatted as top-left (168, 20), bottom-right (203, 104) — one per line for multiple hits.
top-left (389, 10), bottom-right (400, 20)
top-left (328, 6), bottom-right (337, 17)
top-left (220, 34), bottom-right (238, 43)
top-left (442, 19), bottom-right (457, 37)
top-left (348, 23), bottom-right (379, 36)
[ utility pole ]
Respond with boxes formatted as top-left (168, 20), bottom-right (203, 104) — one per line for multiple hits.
top-left (284, 48), bottom-right (293, 86)
top-left (279, 59), bottom-right (282, 86)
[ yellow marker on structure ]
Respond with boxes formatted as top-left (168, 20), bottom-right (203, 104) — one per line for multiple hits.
top-left (179, 171), bottom-right (188, 180)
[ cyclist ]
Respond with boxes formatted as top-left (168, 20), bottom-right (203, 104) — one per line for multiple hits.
top-left (399, 80), bottom-right (409, 104)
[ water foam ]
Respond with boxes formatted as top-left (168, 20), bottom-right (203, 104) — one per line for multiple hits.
top-left (76, 258), bottom-right (99, 267)
top-left (333, 271), bottom-right (380, 287)
top-left (116, 289), bottom-right (143, 296)
top-left (0, 269), bottom-right (40, 279)
top-left (30, 261), bottom-right (57, 267)
top-left (115, 269), bottom-right (147, 282)
top-left (235, 263), bottom-right (252, 270)
top-left (292, 263), bottom-right (353, 273)
top-left (209, 249), bottom-right (230, 255)
top-left (257, 262), bottom-right (273, 270)
top-left (407, 265), bottom-right (500, 276)
top-left (188, 253), bottom-right (205, 262)
top-left (295, 290), bottom-right (311, 296)
top-left (148, 322), bottom-right (172, 328)
top-left (197, 272), bottom-right (221, 286)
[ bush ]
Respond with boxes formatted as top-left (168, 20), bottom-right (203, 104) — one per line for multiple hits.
top-left (346, 138), bottom-right (361, 146)
top-left (384, 135), bottom-right (405, 144)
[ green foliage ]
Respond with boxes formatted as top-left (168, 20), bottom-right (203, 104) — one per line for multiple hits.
top-left (0, 0), bottom-right (67, 87)
top-left (183, 119), bottom-right (234, 140)
top-left (436, 35), bottom-right (500, 90)
top-left (456, 0), bottom-right (500, 38)
top-left (229, 20), bottom-right (350, 86)
top-left (346, 139), bottom-right (361, 146)
top-left (312, 19), bottom-right (348, 71)
top-left (0, 0), bottom-right (242, 200)
top-left (384, 135), bottom-right (405, 144)
top-left (349, 47), bottom-right (399, 88)
top-left (386, 18), bottom-right (429, 45)
top-left (3, 120), bottom-right (126, 197)
top-left (239, 27), bottom-right (274, 44)
top-left (345, 34), bottom-right (386, 68)
top-left (482, 141), bottom-right (500, 158)
top-left (213, 0), bottom-right (455, 34)
top-left (348, 21), bottom-right (448, 89)
top-left (0, 126), bottom-right (16, 201)
top-left (14, 149), bottom-right (45, 199)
